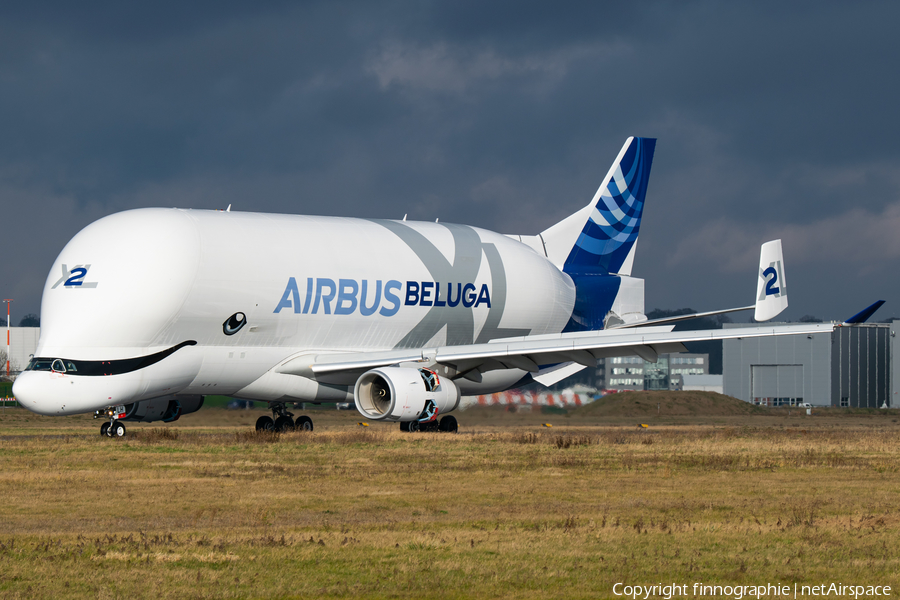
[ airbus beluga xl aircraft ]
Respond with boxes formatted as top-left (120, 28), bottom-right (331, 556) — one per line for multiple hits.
top-left (13, 137), bottom-right (861, 436)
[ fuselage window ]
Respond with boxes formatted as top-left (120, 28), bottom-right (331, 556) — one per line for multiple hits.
top-left (51, 359), bottom-right (66, 373)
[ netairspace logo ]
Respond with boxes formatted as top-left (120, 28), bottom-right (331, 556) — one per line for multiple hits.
top-left (611, 582), bottom-right (892, 600)
top-left (274, 278), bottom-right (491, 317)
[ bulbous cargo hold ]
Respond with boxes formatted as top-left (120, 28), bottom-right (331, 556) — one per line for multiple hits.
top-left (37, 208), bottom-right (577, 360)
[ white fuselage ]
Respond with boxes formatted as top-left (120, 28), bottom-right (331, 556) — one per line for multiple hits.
top-left (15, 208), bottom-right (576, 416)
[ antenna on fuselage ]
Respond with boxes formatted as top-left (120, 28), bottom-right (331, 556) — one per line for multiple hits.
top-left (226, 204), bottom-right (232, 212)
top-left (403, 214), bottom-right (407, 221)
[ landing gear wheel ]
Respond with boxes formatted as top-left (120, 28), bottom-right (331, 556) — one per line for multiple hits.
top-left (100, 422), bottom-right (110, 436)
top-left (407, 420), bottom-right (421, 433)
top-left (274, 416), bottom-right (294, 432)
top-left (399, 421), bottom-right (410, 432)
top-left (256, 416), bottom-right (275, 432)
top-left (439, 415), bottom-right (458, 433)
top-left (295, 416), bottom-right (313, 431)
top-left (111, 422), bottom-right (126, 437)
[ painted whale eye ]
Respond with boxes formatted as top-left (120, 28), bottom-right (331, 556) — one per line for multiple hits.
top-left (223, 312), bottom-right (247, 335)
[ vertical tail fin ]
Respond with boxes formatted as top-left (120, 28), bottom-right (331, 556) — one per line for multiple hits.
top-left (540, 137), bottom-right (656, 275)
top-left (754, 239), bottom-right (788, 321)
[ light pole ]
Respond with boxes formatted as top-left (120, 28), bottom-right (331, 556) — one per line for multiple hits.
top-left (3, 299), bottom-right (10, 380)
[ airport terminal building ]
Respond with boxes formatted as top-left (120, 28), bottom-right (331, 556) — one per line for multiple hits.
top-left (603, 353), bottom-right (710, 392)
top-left (723, 322), bottom-right (897, 408)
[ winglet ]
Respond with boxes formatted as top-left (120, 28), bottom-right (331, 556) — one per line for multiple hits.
top-left (843, 300), bottom-right (885, 324)
top-left (754, 240), bottom-right (788, 322)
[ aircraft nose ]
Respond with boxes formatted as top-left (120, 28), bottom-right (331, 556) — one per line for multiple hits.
top-left (13, 372), bottom-right (57, 416)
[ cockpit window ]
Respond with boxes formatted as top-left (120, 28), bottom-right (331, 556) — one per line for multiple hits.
top-left (26, 358), bottom-right (54, 372)
top-left (24, 341), bottom-right (197, 377)
top-left (27, 358), bottom-right (77, 373)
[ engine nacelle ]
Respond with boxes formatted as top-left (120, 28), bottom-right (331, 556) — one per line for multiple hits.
top-left (121, 394), bottom-right (204, 423)
top-left (354, 367), bottom-right (460, 422)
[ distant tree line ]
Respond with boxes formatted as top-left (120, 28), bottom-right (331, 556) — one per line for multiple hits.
top-left (0, 314), bottom-right (40, 327)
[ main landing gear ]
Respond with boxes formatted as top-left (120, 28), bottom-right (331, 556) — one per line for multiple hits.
top-left (400, 415), bottom-right (458, 433)
top-left (95, 405), bottom-right (127, 437)
top-left (255, 402), bottom-right (314, 433)
top-left (399, 400), bottom-right (459, 433)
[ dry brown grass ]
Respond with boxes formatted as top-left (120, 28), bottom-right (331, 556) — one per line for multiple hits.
top-left (0, 406), bottom-right (899, 599)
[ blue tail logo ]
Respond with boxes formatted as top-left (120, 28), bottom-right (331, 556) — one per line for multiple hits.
top-left (563, 137), bottom-right (656, 275)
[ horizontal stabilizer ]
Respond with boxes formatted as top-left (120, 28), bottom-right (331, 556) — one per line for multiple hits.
top-left (609, 305), bottom-right (755, 329)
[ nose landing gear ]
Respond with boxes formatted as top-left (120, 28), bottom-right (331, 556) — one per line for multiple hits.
top-left (95, 405), bottom-right (127, 437)
top-left (255, 402), bottom-right (315, 433)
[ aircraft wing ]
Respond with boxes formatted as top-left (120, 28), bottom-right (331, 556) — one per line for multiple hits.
top-left (276, 322), bottom-right (838, 386)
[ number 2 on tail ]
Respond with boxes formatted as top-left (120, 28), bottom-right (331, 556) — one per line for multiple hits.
top-left (762, 266), bottom-right (780, 296)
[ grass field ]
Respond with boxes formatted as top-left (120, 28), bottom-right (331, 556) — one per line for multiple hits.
top-left (0, 393), bottom-right (898, 599)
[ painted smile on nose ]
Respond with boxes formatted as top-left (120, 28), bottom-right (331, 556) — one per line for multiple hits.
top-left (13, 341), bottom-right (198, 416)
top-left (21, 341), bottom-right (197, 377)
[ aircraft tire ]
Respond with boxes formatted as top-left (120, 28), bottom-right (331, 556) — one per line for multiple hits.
top-left (100, 422), bottom-right (110, 436)
top-left (274, 416), bottom-right (294, 432)
top-left (256, 416), bottom-right (275, 432)
top-left (399, 421), bottom-right (410, 432)
top-left (407, 420), bottom-right (420, 433)
top-left (295, 416), bottom-right (313, 431)
top-left (111, 422), bottom-right (126, 437)
top-left (439, 416), bottom-right (458, 433)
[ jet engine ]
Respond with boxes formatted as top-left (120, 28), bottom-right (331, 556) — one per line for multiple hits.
top-left (354, 367), bottom-right (459, 422)
top-left (121, 395), bottom-right (204, 423)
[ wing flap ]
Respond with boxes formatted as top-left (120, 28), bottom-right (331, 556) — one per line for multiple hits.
top-left (532, 362), bottom-right (586, 386)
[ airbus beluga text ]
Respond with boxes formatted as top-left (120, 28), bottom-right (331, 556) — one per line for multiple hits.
top-left (13, 138), bottom-right (846, 436)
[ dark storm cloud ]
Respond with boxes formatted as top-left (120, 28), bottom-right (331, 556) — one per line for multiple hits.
top-left (2, 1), bottom-right (899, 323)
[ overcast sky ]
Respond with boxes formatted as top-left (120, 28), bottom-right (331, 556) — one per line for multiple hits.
top-left (2, 1), bottom-right (899, 325)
